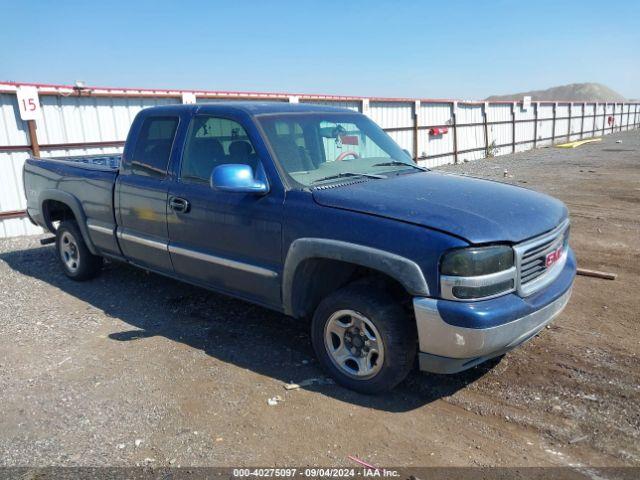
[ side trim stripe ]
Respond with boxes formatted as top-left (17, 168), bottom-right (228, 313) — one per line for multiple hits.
top-left (118, 230), bottom-right (168, 251)
top-left (87, 221), bottom-right (114, 236)
top-left (169, 244), bottom-right (278, 278)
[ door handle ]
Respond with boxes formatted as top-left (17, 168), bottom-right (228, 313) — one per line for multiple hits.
top-left (169, 196), bottom-right (190, 213)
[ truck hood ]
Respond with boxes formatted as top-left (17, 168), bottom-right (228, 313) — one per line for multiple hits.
top-left (312, 172), bottom-right (568, 244)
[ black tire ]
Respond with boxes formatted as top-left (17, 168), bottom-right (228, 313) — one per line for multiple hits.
top-left (311, 282), bottom-right (417, 394)
top-left (55, 220), bottom-right (102, 281)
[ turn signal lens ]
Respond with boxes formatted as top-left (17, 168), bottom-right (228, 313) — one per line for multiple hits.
top-left (452, 279), bottom-right (515, 300)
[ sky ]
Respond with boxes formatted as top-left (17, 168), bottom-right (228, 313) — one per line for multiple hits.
top-left (1, 0), bottom-right (638, 100)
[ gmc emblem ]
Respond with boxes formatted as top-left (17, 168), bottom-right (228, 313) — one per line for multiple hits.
top-left (545, 247), bottom-right (563, 268)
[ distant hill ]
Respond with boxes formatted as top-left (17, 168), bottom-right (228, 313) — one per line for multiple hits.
top-left (486, 83), bottom-right (627, 102)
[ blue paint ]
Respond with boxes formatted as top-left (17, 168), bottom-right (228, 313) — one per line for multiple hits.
top-left (312, 170), bottom-right (568, 244)
top-left (25, 102), bottom-right (576, 333)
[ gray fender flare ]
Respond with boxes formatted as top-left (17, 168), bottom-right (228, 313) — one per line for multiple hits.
top-left (38, 189), bottom-right (98, 255)
top-left (282, 238), bottom-right (430, 316)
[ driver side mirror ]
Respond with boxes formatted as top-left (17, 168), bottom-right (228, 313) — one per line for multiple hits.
top-left (210, 164), bottom-right (269, 194)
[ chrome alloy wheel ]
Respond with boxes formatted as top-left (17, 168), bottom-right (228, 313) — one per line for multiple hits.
top-left (324, 309), bottom-right (384, 379)
top-left (59, 231), bottom-right (80, 273)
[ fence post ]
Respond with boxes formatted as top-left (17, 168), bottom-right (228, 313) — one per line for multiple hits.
top-left (592, 103), bottom-right (597, 138)
top-left (27, 120), bottom-right (40, 157)
top-left (360, 98), bottom-right (370, 118)
top-left (533, 102), bottom-right (538, 148)
top-left (413, 100), bottom-right (420, 162)
top-left (619, 103), bottom-right (623, 131)
top-left (580, 102), bottom-right (585, 139)
top-left (511, 102), bottom-right (516, 153)
top-left (567, 103), bottom-right (572, 141)
top-left (483, 102), bottom-right (489, 156)
top-left (602, 103), bottom-right (606, 136)
top-left (452, 101), bottom-right (458, 164)
top-left (618, 103), bottom-right (621, 132)
top-left (551, 103), bottom-right (557, 145)
top-left (626, 104), bottom-right (630, 131)
top-left (611, 103), bottom-right (616, 134)
top-left (618, 103), bottom-right (624, 132)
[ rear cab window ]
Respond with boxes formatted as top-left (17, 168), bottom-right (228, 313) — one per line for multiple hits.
top-left (129, 116), bottom-right (179, 177)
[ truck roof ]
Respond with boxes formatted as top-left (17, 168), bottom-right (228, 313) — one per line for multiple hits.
top-left (142, 102), bottom-right (356, 116)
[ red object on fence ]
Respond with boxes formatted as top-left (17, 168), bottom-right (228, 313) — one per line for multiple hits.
top-left (340, 135), bottom-right (359, 145)
top-left (608, 115), bottom-right (614, 126)
top-left (430, 127), bottom-right (449, 135)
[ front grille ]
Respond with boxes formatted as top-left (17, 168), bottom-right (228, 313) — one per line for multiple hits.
top-left (515, 221), bottom-right (570, 296)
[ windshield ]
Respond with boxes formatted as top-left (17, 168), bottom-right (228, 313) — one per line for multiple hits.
top-left (257, 113), bottom-right (419, 187)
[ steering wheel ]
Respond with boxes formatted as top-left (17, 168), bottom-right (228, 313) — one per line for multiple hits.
top-left (336, 151), bottom-right (360, 161)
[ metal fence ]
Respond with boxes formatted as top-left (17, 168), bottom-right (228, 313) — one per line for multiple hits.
top-left (1, 81), bottom-right (639, 238)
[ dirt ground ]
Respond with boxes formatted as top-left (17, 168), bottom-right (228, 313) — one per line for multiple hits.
top-left (0, 131), bottom-right (638, 470)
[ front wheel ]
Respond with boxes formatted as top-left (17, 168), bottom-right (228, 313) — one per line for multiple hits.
top-left (311, 283), bottom-right (417, 394)
top-left (55, 220), bottom-right (103, 281)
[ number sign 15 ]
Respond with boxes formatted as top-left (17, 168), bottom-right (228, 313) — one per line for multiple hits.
top-left (17, 86), bottom-right (42, 121)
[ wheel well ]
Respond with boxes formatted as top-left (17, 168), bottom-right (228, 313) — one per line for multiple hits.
top-left (289, 258), bottom-right (412, 319)
top-left (42, 200), bottom-right (76, 233)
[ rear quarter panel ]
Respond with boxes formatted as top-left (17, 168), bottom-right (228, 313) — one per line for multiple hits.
top-left (24, 158), bottom-right (119, 255)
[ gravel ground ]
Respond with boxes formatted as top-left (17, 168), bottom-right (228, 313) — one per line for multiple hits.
top-left (0, 131), bottom-right (638, 469)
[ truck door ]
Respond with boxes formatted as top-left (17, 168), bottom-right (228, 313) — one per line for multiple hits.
top-left (115, 115), bottom-right (179, 273)
top-left (167, 114), bottom-right (283, 308)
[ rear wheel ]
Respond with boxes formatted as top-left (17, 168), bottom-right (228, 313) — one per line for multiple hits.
top-left (55, 220), bottom-right (102, 280)
top-left (311, 283), bottom-right (416, 394)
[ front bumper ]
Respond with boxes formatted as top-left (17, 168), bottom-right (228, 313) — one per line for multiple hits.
top-left (414, 249), bottom-right (575, 374)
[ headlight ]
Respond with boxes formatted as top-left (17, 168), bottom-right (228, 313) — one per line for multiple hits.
top-left (440, 246), bottom-right (516, 301)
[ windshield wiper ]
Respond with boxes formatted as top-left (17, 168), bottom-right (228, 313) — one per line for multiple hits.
top-left (371, 160), bottom-right (429, 171)
top-left (311, 172), bottom-right (386, 184)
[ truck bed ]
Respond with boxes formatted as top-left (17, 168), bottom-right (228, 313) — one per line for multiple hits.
top-left (38, 153), bottom-right (122, 171)
top-left (23, 154), bottom-right (121, 256)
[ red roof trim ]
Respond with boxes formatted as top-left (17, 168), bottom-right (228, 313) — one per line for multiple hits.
top-left (0, 81), bottom-right (634, 106)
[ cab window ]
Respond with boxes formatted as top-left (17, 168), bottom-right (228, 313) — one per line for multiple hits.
top-left (180, 116), bottom-right (258, 183)
top-left (130, 116), bottom-right (179, 177)
top-left (319, 120), bottom-right (387, 162)
top-left (258, 113), bottom-right (412, 187)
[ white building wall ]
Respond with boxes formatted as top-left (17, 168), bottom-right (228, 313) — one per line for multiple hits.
top-left (1, 82), bottom-right (639, 238)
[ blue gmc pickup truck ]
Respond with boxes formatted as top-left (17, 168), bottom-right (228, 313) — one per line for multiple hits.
top-left (23, 103), bottom-right (575, 393)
